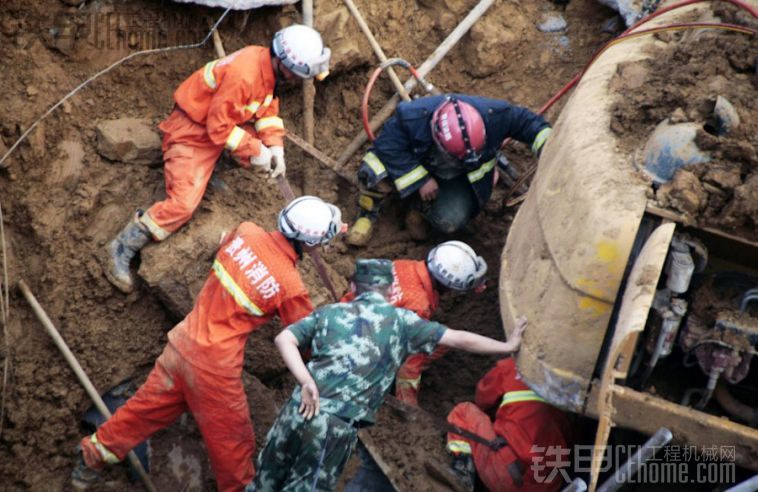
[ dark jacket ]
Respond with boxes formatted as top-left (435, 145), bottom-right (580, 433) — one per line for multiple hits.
top-left (357, 94), bottom-right (551, 209)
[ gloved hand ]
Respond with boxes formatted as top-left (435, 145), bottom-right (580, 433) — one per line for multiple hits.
top-left (269, 146), bottom-right (286, 179)
top-left (250, 144), bottom-right (273, 169)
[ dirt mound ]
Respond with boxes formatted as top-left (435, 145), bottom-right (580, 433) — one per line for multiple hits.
top-left (0, 0), bottom-right (615, 488)
top-left (610, 10), bottom-right (757, 240)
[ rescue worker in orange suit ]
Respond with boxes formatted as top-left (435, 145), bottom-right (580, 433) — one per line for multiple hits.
top-left (104, 24), bottom-right (332, 293)
top-left (341, 241), bottom-right (488, 406)
top-left (446, 352), bottom-right (573, 492)
top-left (73, 196), bottom-right (345, 492)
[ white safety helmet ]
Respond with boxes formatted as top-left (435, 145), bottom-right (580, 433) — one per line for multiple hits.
top-left (278, 196), bottom-right (344, 247)
top-left (272, 24), bottom-right (331, 81)
top-left (426, 241), bottom-right (487, 291)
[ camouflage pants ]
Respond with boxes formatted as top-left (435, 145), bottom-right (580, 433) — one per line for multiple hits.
top-left (254, 399), bottom-right (359, 492)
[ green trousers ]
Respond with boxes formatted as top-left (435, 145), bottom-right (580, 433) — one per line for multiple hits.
top-left (255, 399), bottom-right (359, 492)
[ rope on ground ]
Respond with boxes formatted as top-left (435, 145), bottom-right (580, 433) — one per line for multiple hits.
top-left (0, 201), bottom-right (10, 439)
top-left (0, 4), bottom-right (235, 168)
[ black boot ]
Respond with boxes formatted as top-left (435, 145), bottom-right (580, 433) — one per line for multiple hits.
top-left (71, 445), bottom-right (101, 489)
top-left (450, 454), bottom-right (476, 491)
top-left (104, 216), bottom-right (152, 293)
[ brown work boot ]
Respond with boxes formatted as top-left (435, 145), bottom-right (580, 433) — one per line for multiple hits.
top-left (345, 217), bottom-right (374, 247)
top-left (405, 210), bottom-right (429, 241)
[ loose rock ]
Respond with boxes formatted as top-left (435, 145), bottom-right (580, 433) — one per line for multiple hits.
top-left (537, 14), bottom-right (567, 33)
top-left (96, 118), bottom-right (162, 165)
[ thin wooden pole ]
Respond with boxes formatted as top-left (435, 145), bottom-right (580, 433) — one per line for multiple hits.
top-left (335, 0), bottom-right (496, 168)
top-left (302, 0), bottom-right (315, 144)
top-left (18, 280), bottom-right (158, 492)
top-left (342, 0), bottom-right (410, 102)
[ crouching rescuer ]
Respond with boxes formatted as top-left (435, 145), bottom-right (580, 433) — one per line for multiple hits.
top-left (340, 240), bottom-right (488, 405)
top-left (74, 196), bottom-right (344, 492)
top-left (104, 24), bottom-right (331, 293)
top-left (346, 93), bottom-right (552, 246)
top-left (446, 356), bottom-right (573, 491)
top-left (254, 259), bottom-right (526, 491)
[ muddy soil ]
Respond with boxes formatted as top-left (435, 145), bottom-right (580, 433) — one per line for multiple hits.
top-left (610, 6), bottom-right (758, 241)
top-left (1, 0), bottom-right (616, 489)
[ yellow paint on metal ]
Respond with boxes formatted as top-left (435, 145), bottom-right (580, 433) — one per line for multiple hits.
top-left (579, 296), bottom-right (611, 316)
top-left (596, 240), bottom-right (619, 263)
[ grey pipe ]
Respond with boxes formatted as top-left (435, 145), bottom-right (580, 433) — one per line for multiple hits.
top-left (561, 478), bottom-right (588, 492)
top-left (597, 428), bottom-right (673, 492)
top-left (725, 475), bottom-right (758, 492)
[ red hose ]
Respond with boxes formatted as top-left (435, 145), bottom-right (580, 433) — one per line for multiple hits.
top-left (361, 66), bottom-right (387, 143)
top-left (361, 59), bottom-right (434, 143)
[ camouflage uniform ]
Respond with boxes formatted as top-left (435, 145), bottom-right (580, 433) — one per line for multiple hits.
top-left (255, 287), bottom-right (447, 491)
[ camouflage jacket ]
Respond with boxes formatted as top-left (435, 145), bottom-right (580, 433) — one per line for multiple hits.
top-left (287, 291), bottom-right (447, 423)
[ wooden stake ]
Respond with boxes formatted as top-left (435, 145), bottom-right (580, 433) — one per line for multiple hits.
top-left (342, 0), bottom-right (410, 102)
top-left (18, 280), bottom-right (158, 492)
top-left (302, 0), bottom-right (315, 144)
top-left (335, 0), bottom-right (496, 168)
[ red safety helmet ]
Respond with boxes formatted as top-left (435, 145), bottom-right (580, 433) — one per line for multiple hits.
top-left (430, 97), bottom-right (486, 163)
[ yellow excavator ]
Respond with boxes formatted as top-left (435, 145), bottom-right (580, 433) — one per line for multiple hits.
top-left (499, 1), bottom-right (758, 486)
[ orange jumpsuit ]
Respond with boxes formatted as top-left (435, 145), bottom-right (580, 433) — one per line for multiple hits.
top-left (139, 47), bottom-right (285, 241)
top-left (342, 259), bottom-right (444, 405)
top-left (447, 358), bottom-right (572, 492)
top-left (82, 223), bottom-right (312, 491)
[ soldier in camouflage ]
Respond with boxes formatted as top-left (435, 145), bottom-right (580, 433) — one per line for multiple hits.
top-left (254, 258), bottom-right (526, 491)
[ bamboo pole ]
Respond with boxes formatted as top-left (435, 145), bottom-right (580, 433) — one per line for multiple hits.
top-left (335, 0), bottom-right (496, 168)
top-left (18, 280), bottom-right (158, 492)
top-left (342, 0), bottom-right (410, 102)
top-left (302, 0), bottom-right (315, 144)
top-left (210, 22), bottom-right (226, 57)
top-left (285, 131), bottom-right (357, 186)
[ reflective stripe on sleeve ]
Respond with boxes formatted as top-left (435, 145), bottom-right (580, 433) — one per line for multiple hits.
top-left (394, 165), bottom-right (429, 191)
top-left (212, 259), bottom-right (264, 316)
top-left (531, 127), bottom-right (552, 154)
top-left (91, 434), bottom-right (120, 464)
top-left (255, 116), bottom-right (284, 132)
top-left (225, 126), bottom-right (246, 152)
top-left (245, 95), bottom-right (272, 114)
top-left (467, 158), bottom-right (497, 183)
top-left (447, 440), bottom-right (472, 455)
top-left (203, 60), bottom-right (219, 90)
top-left (138, 212), bottom-right (170, 241)
top-left (245, 101), bottom-right (261, 114)
top-left (499, 390), bottom-right (546, 408)
top-left (362, 151), bottom-right (387, 176)
top-left (396, 376), bottom-right (421, 389)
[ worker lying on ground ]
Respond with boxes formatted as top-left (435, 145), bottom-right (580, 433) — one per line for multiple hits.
top-left (73, 196), bottom-right (345, 492)
top-left (345, 94), bottom-right (552, 246)
top-left (341, 241), bottom-right (488, 405)
top-left (105, 24), bottom-right (332, 293)
top-left (446, 356), bottom-right (572, 492)
top-left (254, 258), bottom-right (526, 491)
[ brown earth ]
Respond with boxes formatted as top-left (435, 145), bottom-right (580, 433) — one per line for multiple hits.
top-left (0, 0), bottom-right (619, 489)
top-left (610, 6), bottom-right (758, 241)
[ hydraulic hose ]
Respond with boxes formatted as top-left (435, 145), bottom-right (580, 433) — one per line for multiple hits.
top-left (361, 58), bottom-right (438, 143)
top-left (714, 380), bottom-right (758, 427)
top-left (502, 0), bottom-right (757, 206)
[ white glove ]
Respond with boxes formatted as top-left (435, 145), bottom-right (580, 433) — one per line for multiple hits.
top-left (250, 144), bottom-right (273, 169)
top-left (269, 146), bottom-right (286, 179)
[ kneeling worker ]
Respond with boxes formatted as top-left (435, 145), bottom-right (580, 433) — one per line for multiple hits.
top-left (446, 357), bottom-right (573, 491)
top-left (74, 196), bottom-right (345, 492)
top-left (254, 258), bottom-right (527, 491)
